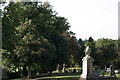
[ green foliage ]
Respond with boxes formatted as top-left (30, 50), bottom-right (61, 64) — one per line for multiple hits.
top-left (95, 38), bottom-right (118, 68)
top-left (2, 1), bottom-right (120, 79)
top-left (77, 38), bottom-right (85, 66)
top-left (2, 1), bottom-right (70, 78)
top-left (81, 37), bottom-right (118, 69)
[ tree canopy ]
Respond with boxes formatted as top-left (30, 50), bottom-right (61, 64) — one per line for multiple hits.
top-left (2, 2), bottom-right (71, 78)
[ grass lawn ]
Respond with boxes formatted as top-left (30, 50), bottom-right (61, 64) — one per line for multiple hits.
top-left (11, 69), bottom-right (120, 80)
top-left (35, 75), bottom-right (80, 80)
top-left (11, 72), bottom-right (120, 80)
top-left (33, 72), bottom-right (120, 80)
top-left (116, 73), bottom-right (120, 80)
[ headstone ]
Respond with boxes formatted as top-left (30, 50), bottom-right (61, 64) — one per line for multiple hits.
top-left (73, 69), bottom-right (76, 73)
top-left (2, 69), bottom-right (8, 79)
top-left (0, 66), bottom-right (2, 80)
top-left (68, 69), bottom-right (72, 73)
top-left (106, 68), bottom-right (111, 72)
top-left (114, 70), bottom-right (118, 73)
top-left (80, 46), bottom-right (94, 80)
top-left (78, 69), bottom-right (82, 72)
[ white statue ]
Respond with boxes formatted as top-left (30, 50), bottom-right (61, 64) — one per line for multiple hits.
top-left (85, 46), bottom-right (91, 56)
top-left (80, 46), bottom-right (94, 79)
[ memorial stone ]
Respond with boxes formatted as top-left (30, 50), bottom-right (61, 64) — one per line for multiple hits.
top-left (80, 46), bottom-right (94, 80)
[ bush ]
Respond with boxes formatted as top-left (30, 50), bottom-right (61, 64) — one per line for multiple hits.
top-left (7, 72), bottom-right (21, 79)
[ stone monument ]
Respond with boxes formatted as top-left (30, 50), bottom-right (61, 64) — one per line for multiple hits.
top-left (80, 46), bottom-right (94, 80)
top-left (0, 66), bottom-right (2, 80)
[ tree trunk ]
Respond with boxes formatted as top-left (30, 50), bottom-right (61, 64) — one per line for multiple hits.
top-left (58, 64), bottom-right (63, 73)
top-left (104, 65), bottom-right (107, 70)
top-left (23, 65), bottom-right (28, 77)
top-left (27, 66), bottom-right (31, 78)
top-left (49, 70), bottom-right (52, 75)
top-left (110, 64), bottom-right (115, 76)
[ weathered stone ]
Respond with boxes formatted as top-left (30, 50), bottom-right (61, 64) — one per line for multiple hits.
top-left (80, 46), bottom-right (94, 79)
top-left (0, 66), bottom-right (2, 80)
top-left (80, 55), bottom-right (94, 78)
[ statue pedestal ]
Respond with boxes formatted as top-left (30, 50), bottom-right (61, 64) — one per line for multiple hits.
top-left (80, 55), bottom-right (94, 79)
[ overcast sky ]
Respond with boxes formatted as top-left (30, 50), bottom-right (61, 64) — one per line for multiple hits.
top-left (2, 0), bottom-right (120, 40)
top-left (43, 0), bottom-right (119, 40)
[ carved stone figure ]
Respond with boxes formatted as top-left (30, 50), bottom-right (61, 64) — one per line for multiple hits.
top-left (80, 46), bottom-right (94, 79)
top-left (85, 46), bottom-right (91, 56)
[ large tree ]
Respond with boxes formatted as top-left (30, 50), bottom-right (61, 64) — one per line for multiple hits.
top-left (95, 38), bottom-right (118, 69)
top-left (2, 1), bottom-right (70, 78)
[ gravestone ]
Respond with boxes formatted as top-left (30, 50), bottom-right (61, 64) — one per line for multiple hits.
top-left (0, 66), bottom-right (2, 80)
top-left (80, 46), bottom-right (94, 80)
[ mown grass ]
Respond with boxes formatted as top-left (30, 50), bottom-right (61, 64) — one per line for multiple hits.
top-left (32, 72), bottom-right (120, 80)
top-left (11, 72), bottom-right (120, 80)
top-left (11, 69), bottom-right (120, 80)
top-left (35, 75), bottom-right (80, 80)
